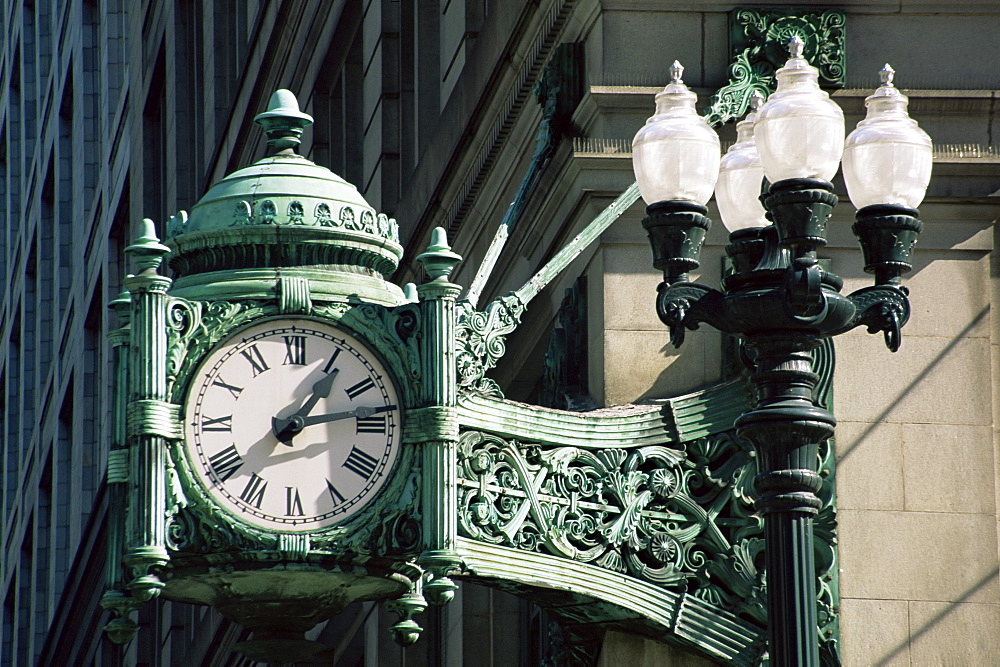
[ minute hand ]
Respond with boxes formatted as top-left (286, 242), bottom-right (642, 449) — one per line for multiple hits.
top-left (298, 404), bottom-right (396, 428)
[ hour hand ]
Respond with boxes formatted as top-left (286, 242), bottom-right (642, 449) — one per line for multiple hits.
top-left (273, 369), bottom-right (339, 444)
top-left (300, 369), bottom-right (339, 414)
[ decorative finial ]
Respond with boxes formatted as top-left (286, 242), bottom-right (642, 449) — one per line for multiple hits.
top-left (108, 284), bottom-right (132, 319)
top-left (749, 90), bottom-right (764, 112)
top-left (424, 573), bottom-right (458, 605)
top-left (416, 227), bottom-right (462, 282)
top-left (670, 60), bottom-right (684, 84)
top-left (880, 63), bottom-right (895, 87)
top-left (387, 589), bottom-right (427, 646)
top-left (254, 89), bottom-right (314, 153)
top-left (124, 219), bottom-right (170, 276)
top-left (788, 35), bottom-right (805, 59)
top-left (165, 210), bottom-right (188, 240)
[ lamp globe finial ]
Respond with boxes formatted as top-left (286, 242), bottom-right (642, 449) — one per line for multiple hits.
top-left (788, 35), bottom-right (805, 59)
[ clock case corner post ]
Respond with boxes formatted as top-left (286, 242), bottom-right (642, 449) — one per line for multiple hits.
top-left (121, 222), bottom-right (173, 605)
top-left (100, 285), bottom-right (144, 641)
top-left (415, 267), bottom-right (463, 603)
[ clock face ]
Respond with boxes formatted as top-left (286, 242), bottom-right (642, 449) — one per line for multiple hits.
top-left (183, 318), bottom-right (401, 532)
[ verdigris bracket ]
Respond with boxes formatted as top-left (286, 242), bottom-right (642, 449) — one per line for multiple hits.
top-left (465, 42), bottom-right (585, 308)
top-left (703, 7), bottom-right (846, 125)
top-left (452, 371), bottom-right (841, 664)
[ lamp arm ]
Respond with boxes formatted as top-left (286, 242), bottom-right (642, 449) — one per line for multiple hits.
top-left (655, 282), bottom-right (729, 348)
top-left (831, 285), bottom-right (911, 352)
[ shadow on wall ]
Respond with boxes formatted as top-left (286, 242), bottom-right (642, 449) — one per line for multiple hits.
top-left (836, 305), bottom-right (988, 465)
top-left (874, 566), bottom-right (1000, 665)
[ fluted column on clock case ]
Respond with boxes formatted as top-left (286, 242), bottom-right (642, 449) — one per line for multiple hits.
top-left (122, 219), bottom-right (173, 603)
top-left (415, 227), bottom-right (463, 606)
top-left (99, 285), bottom-right (143, 643)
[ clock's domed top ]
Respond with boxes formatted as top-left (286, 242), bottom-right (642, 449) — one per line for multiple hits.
top-left (164, 90), bottom-right (405, 306)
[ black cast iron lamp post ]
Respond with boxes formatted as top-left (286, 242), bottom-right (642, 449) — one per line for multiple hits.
top-left (632, 37), bottom-right (931, 666)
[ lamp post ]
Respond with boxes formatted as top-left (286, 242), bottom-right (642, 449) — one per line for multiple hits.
top-left (632, 38), bottom-right (931, 666)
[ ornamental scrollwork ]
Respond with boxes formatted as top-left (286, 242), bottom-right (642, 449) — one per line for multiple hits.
top-left (315, 203), bottom-right (333, 226)
top-left (313, 301), bottom-right (423, 401)
top-left (165, 445), bottom-right (268, 556)
top-left (166, 505), bottom-right (263, 554)
top-left (455, 420), bottom-right (840, 658)
top-left (233, 201), bottom-right (252, 226)
top-left (455, 293), bottom-right (526, 397)
top-left (165, 297), bottom-right (203, 393)
top-left (837, 284), bottom-right (911, 352)
top-left (703, 8), bottom-right (845, 126)
top-left (166, 299), bottom-right (270, 399)
top-left (361, 211), bottom-right (376, 234)
top-left (220, 198), bottom-right (400, 242)
top-left (457, 430), bottom-right (769, 622)
top-left (288, 201), bottom-right (305, 224)
top-left (259, 199), bottom-right (278, 224)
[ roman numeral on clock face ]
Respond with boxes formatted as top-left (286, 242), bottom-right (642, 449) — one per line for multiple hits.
top-left (285, 486), bottom-right (304, 516)
top-left (240, 344), bottom-right (270, 376)
top-left (207, 445), bottom-right (244, 483)
top-left (343, 446), bottom-right (379, 479)
top-left (211, 376), bottom-right (243, 399)
top-left (186, 320), bottom-right (403, 531)
top-left (322, 348), bottom-right (342, 374)
top-left (283, 336), bottom-right (307, 365)
top-left (200, 414), bottom-right (233, 432)
top-left (326, 479), bottom-right (346, 505)
top-left (356, 415), bottom-right (386, 434)
top-left (239, 473), bottom-right (267, 509)
top-left (345, 376), bottom-right (376, 400)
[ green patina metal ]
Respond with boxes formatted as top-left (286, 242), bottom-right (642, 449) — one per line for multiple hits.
top-left (104, 15), bottom-right (850, 658)
top-left (453, 394), bottom-right (765, 663)
top-left (541, 277), bottom-right (594, 411)
top-left (99, 287), bottom-right (142, 643)
top-left (101, 94), bottom-right (430, 662)
top-left (165, 89), bottom-right (404, 308)
top-left (443, 10), bottom-right (848, 659)
top-left (452, 378), bottom-right (839, 663)
top-left (465, 42), bottom-right (585, 307)
top-left (704, 8), bottom-right (846, 125)
top-left (121, 219), bottom-right (173, 605)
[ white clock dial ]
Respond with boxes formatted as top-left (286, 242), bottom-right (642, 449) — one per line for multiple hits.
top-left (183, 319), bottom-right (401, 532)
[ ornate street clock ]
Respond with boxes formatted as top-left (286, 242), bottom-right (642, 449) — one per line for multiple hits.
top-left (100, 90), bottom-right (458, 662)
top-left (183, 318), bottom-right (401, 532)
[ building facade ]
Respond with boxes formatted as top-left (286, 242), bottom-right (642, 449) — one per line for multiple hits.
top-left (1, 1), bottom-right (998, 665)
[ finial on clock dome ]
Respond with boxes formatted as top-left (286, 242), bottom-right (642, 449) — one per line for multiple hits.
top-left (253, 89), bottom-right (314, 153)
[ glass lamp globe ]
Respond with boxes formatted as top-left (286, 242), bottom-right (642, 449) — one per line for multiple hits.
top-left (843, 64), bottom-right (933, 209)
top-left (716, 91), bottom-right (769, 232)
top-left (754, 36), bottom-right (845, 183)
top-left (632, 61), bottom-right (721, 206)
